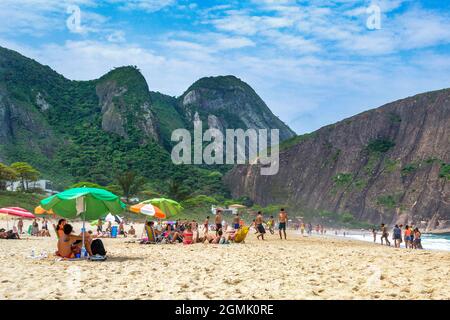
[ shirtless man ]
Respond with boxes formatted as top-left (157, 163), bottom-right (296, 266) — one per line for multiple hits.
top-left (278, 208), bottom-right (288, 240)
top-left (255, 211), bottom-right (266, 240)
top-left (215, 210), bottom-right (223, 235)
top-left (57, 224), bottom-right (93, 258)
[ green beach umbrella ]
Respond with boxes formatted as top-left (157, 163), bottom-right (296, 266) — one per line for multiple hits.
top-left (41, 187), bottom-right (125, 257)
top-left (141, 198), bottom-right (182, 219)
top-left (40, 188), bottom-right (125, 220)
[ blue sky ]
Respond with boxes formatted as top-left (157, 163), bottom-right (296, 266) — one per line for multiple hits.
top-left (1, 0), bottom-right (450, 134)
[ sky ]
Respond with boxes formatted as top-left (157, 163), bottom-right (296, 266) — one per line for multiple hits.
top-left (0, 0), bottom-right (449, 134)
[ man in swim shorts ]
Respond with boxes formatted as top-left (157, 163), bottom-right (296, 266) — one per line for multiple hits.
top-left (255, 211), bottom-right (266, 240)
top-left (215, 210), bottom-right (223, 235)
top-left (278, 208), bottom-right (288, 240)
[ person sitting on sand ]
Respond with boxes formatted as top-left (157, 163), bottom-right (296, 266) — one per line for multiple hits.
top-left (380, 223), bottom-right (390, 246)
top-left (128, 225), bottom-right (136, 237)
top-left (278, 208), bottom-right (288, 240)
top-left (232, 213), bottom-right (240, 230)
top-left (183, 225), bottom-right (194, 245)
top-left (54, 219), bottom-right (67, 239)
top-left (57, 224), bottom-right (93, 258)
top-left (119, 221), bottom-right (127, 237)
top-left (163, 224), bottom-right (182, 243)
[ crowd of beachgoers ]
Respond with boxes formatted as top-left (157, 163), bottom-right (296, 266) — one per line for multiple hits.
top-left (0, 207), bottom-right (425, 257)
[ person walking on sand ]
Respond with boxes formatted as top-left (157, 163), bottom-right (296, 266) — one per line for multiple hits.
top-left (380, 223), bottom-right (390, 246)
top-left (393, 224), bottom-right (402, 248)
top-left (372, 228), bottom-right (377, 243)
top-left (278, 208), bottom-right (288, 240)
top-left (255, 211), bottom-right (266, 240)
top-left (215, 210), bottom-right (223, 235)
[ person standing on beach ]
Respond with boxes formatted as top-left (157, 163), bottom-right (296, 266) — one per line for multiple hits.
top-left (204, 216), bottom-right (210, 234)
top-left (380, 223), bottom-right (390, 246)
top-left (393, 224), bottom-right (402, 248)
top-left (215, 210), bottom-right (223, 235)
top-left (372, 229), bottom-right (377, 243)
top-left (278, 208), bottom-right (288, 240)
top-left (413, 228), bottom-right (423, 249)
top-left (404, 225), bottom-right (412, 248)
top-left (18, 218), bottom-right (23, 234)
top-left (255, 211), bottom-right (266, 240)
top-left (97, 218), bottom-right (103, 234)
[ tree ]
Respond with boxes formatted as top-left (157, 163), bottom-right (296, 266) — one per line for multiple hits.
top-left (167, 178), bottom-right (190, 201)
top-left (10, 162), bottom-right (40, 191)
top-left (0, 163), bottom-right (17, 190)
top-left (116, 171), bottom-right (146, 203)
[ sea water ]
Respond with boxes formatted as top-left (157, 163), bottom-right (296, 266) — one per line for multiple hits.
top-left (332, 231), bottom-right (450, 252)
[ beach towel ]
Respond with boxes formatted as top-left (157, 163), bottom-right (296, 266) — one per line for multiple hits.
top-left (233, 226), bottom-right (249, 243)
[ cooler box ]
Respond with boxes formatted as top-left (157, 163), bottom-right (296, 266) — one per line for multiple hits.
top-left (111, 226), bottom-right (118, 238)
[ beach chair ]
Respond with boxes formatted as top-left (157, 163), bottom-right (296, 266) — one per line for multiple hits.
top-left (233, 226), bottom-right (249, 243)
top-left (141, 225), bottom-right (163, 244)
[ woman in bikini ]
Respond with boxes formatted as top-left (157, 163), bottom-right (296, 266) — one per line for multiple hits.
top-left (57, 224), bottom-right (93, 258)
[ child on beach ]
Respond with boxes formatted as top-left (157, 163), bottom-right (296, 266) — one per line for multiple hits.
top-left (372, 229), bottom-right (377, 242)
top-left (203, 216), bottom-right (209, 234)
top-left (268, 216), bottom-right (275, 234)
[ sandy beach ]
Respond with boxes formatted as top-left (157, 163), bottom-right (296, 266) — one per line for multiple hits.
top-left (0, 222), bottom-right (449, 300)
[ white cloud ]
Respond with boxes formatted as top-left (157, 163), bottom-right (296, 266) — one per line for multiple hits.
top-left (108, 0), bottom-right (176, 13)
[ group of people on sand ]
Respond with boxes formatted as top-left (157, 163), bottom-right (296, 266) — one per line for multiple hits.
top-left (373, 223), bottom-right (423, 249)
top-left (54, 219), bottom-right (107, 259)
top-left (141, 208), bottom-right (290, 245)
top-left (95, 219), bottom-right (136, 238)
top-left (249, 209), bottom-right (289, 240)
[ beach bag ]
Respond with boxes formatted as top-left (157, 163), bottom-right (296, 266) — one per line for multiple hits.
top-left (91, 239), bottom-right (106, 256)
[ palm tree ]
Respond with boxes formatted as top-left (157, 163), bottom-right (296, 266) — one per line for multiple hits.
top-left (116, 171), bottom-right (146, 203)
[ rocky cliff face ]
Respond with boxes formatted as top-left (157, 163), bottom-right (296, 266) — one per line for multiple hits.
top-left (96, 67), bottom-right (159, 143)
top-left (225, 89), bottom-right (450, 231)
top-left (180, 76), bottom-right (295, 140)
